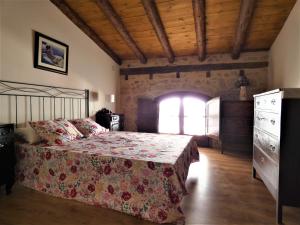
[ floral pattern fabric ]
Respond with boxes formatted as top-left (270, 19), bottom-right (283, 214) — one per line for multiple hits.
top-left (55, 119), bottom-right (83, 139)
top-left (69, 118), bottom-right (108, 137)
top-left (29, 120), bottom-right (79, 145)
top-left (16, 132), bottom-right (199, 223)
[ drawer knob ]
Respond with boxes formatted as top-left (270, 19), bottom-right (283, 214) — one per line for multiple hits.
top-left (257, 101), bottom-right (260, 105)
top-left (270, 119), bottom-right (276, 125)
top-left (260, 157), bottom-right (265, 163)
top-left (0, 143), bottom-right (4, 148)
top-left (269, 144), bottom-right (276, 152)
top-left (271, 99), bottom-right (276, 105)
top-left (257, 116), bottom-right (266, 121)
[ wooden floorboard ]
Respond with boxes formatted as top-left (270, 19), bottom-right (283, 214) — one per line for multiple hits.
top-left (0, 148), bottom-right (299, 225)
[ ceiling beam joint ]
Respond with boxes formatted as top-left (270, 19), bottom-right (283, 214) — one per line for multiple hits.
top-left (50, 0), bottom-right (121, 65)
top-left (232, 0), bottom-right (257, 59)
top-left (141, 0), bottom-right (175, 63)
top-left (193, 0), bottom-right (206, 61)
top-left (96, 0), bottom-right (147, 64)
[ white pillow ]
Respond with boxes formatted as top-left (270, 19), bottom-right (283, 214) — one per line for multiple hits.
top-left (15, 126), bottom-right (41, 144)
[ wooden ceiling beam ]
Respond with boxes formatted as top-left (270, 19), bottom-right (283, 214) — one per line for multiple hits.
top-left (120, 61), bottom-right (268, 76)
top-left (192, 0), bottom-right (206, 61)
top-left (50, 0), bottom-right (121, 65)
top-left (95, 0), bottom-right (147, 64)
top-left (141, 0), bottom-right (175, 63)
top-left (232, 0), bottom-right (257, 59)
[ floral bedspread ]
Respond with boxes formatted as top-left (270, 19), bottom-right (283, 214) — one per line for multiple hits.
top-left (16, 131), bottom-right (199, 223)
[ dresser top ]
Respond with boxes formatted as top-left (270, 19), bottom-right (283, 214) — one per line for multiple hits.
top-left (254, 88), bottom-right (300, 99)
top-left (0, 123), bottom-right (14, 128)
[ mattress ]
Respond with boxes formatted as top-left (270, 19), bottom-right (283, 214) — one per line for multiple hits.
top-left (16, 131), bottom-right (199, 223)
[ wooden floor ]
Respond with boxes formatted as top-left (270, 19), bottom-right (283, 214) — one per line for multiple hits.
top-left (0, 148), bottom-right (299, 225)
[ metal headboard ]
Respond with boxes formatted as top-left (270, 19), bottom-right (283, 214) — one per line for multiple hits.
top-left (0, 80), bottom-right (89, 127)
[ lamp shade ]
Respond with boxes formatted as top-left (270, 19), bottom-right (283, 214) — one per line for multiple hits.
top-left (235, 70), bottom-right (250, 88)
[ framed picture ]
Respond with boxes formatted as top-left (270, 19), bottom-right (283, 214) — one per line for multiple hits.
top-left (34, 32), bottom-right (69, 75)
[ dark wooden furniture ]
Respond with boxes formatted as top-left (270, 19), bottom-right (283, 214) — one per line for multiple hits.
top-left (0, 123), bottom-right (15, 195)
top-left (137, 98), bottom-right (158, 133)
top-left (221, 100), bottom-right (254, 154)
top-left (118, 114), bottom-right (124, 131)
top-left (206, 97), bottom-right (254, 154)
top-left (253, 89), bottom-right (300, 224)
top-left (96, 112), bottom-right (124, 131)
top-left (110, 114), bottom-right (122, 131)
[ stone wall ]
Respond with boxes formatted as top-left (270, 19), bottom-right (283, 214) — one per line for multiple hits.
top-left (119, 52), bottom-right (268, 131)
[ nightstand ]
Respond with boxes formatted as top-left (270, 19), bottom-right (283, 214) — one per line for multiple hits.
top-left (0, 124), bottom-right (16, 195)
top-left (96, 113), bottom-right (124, 131)
top-left (110, 114), bottom-right (124, 131)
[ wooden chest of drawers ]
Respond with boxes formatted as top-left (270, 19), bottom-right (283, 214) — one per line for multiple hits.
top-left (0, 123), bottom-right (15, 195)
top-left (253, 89), bottom-right (300, 224)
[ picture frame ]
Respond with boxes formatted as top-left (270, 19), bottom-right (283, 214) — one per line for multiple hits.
top-left (34, 31), bottom-right (69, 75)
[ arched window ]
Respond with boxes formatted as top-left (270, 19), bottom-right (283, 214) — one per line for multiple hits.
top-left (158, 97), bottom-right (180, 134)
top-left (158, 95), bottom-right (206, 135)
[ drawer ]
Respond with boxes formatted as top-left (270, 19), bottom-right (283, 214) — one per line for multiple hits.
top-left (253, 146), bottom-right (278, 188)
top-left (0, 145), bottom-right (16, 168)
top-left (0, 127), bottom-right (14, 137)
top-left (0, 141), bottom-right (14, 149)
top-left (0, 135), bottom-right (14, 144)
top-left (110, 122), bottom-right (119, 131)
top-left (255, 92), bottom-right (282, 113)
top-left (111, 115), bottom-right (119, 122)
top-left (0, 143), bottom-right (13, 158)
top-left (254, 111), bottom-right (281, 137)
top-left (254, 128), bottom-right (279, 162)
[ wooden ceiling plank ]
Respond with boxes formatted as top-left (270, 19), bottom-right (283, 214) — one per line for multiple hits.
top-left (232, 0), bottom-right (257, 59)
top-left (141, 0), bottom-right (175, 63)
top-left (193, 0), bottom-right (206, 61)
top-left (95, 0), bottom-right (147, 64)
top-left (50, 0), bottom-right (121, 65)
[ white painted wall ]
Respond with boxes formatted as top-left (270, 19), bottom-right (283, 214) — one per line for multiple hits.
top-left (269, 0), bottom-right (300, 88)
top-left (0, 0), bottom-right (120, 123)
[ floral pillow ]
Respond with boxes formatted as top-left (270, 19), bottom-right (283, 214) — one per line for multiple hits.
top-left (29, 120), bottom-right (76, 145)
top-left (69, 118), bottom-right (108, 137)
top-left (55, 118), bottom-right (83, 140)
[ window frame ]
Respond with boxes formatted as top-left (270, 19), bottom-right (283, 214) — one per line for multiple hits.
top-left (157, 92), bottom-right (209, 135)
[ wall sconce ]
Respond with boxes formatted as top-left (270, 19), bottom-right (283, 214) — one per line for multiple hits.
top-left (110, 94), bottom-right (115, 103)
top-left (105, 94), bottom-right (115, 103)
top-left (90, 91), bottom-right (99, 101)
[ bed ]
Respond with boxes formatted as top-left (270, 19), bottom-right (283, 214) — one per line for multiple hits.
top-left (0, 80), bottom-right (199, 224)
top-left (16, 132), bottom-right (198, 223)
